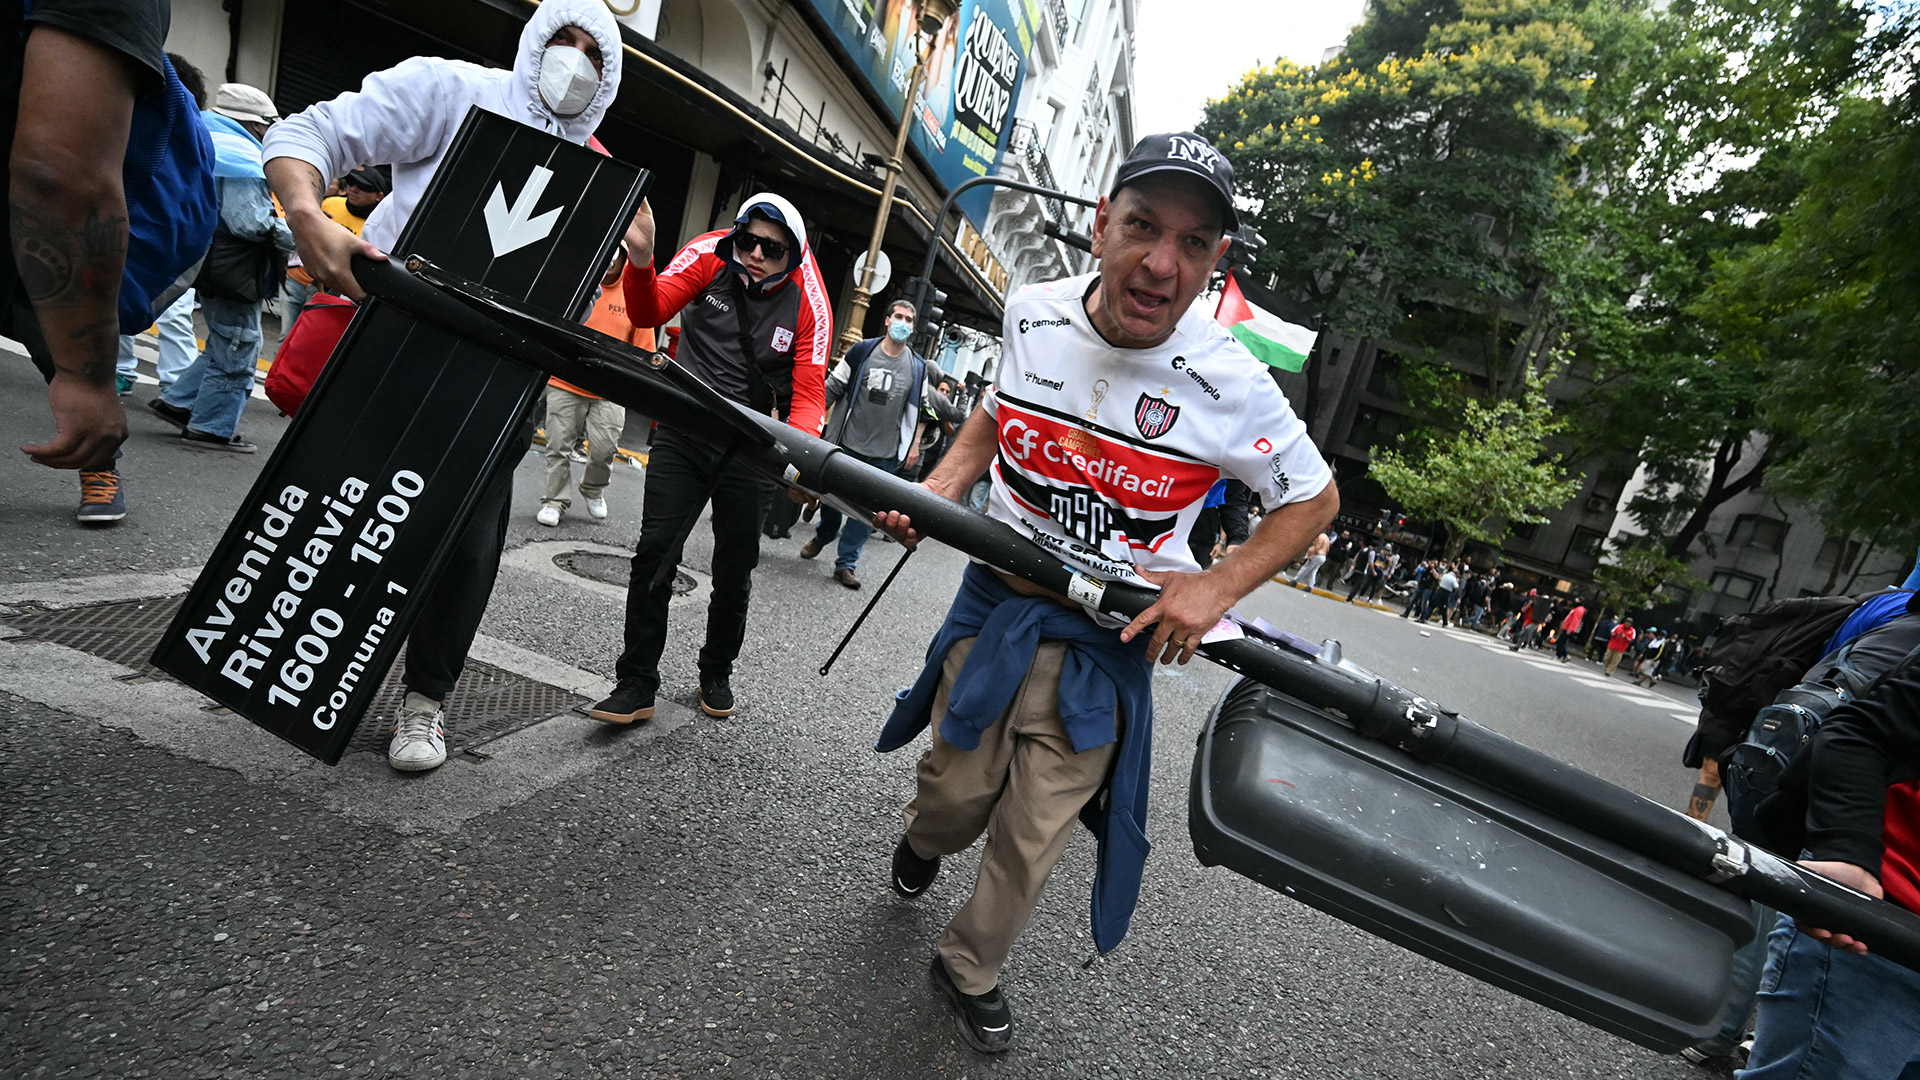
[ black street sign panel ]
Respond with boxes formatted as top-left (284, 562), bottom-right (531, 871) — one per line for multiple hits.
top-left (153, 107), bottom-right (651, 763)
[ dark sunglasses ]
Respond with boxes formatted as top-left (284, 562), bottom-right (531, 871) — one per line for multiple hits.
top-left (341, 178), bottom-right (381, 193)
top-left (733, 231), bottom-right (790, 261)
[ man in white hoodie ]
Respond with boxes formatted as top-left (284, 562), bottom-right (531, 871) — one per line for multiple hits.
top-left (261, 0), bottom-right (628, 774)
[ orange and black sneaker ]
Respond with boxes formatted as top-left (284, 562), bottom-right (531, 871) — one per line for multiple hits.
top-left (77, 470), bottom-right (126, 525)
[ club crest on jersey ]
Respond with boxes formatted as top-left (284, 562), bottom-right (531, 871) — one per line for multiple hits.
top-left (1134, 392), bottom-right (1180, 439)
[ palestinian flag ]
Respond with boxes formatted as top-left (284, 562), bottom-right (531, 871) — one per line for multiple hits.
top-left (1216, 274), bottom-right (1316, 372)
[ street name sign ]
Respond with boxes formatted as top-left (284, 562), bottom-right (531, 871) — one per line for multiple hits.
top-left (153, 107), bottom-right (650, 763)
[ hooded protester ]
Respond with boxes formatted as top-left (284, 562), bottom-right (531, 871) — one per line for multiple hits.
top-left (587, 190), bottom-right (834, 725)
top-left (259, 0), bottom-right (624, 774)
top-left (264, 0), bottom-right (621, 268)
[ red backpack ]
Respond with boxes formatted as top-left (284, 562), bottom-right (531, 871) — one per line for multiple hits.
top-left (263, 293), bottom-right (357, 415)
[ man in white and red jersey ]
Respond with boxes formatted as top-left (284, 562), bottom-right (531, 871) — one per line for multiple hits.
top-left (1741, 591), bottom-right (1920, 1079)
top-left (587, 192), bottom-right (831, 724)
top-left (871, 132), bottom-right (1339, 1052)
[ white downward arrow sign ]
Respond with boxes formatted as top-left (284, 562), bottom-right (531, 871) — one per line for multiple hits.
top-left (484, 166), bottom-right (564, 257)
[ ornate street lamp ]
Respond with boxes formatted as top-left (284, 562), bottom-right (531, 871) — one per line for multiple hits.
top-left (836, 0), bottom-right (958, 359)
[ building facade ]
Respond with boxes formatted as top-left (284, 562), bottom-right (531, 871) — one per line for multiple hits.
top-left (161, 0), bottom-right (1127, 352)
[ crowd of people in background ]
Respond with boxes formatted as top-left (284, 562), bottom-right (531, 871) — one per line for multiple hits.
top-left (1281, 526), bottom-right (1700, 680)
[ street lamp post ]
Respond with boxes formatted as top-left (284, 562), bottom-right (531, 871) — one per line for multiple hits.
top-left (838, 1), bottom-right (955, 360)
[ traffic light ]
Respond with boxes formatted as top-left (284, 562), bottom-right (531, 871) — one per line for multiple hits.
top-left (902, 275), bottom-right (947, 329)
top-left (920, 280), bottom-right (947, 329)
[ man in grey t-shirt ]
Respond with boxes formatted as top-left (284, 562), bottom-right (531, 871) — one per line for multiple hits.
top-left (800, 300), bottom-right (931, 588)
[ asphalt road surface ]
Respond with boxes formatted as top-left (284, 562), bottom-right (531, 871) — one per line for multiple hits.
top-left (2, 343), bottom-right (1729, 1079)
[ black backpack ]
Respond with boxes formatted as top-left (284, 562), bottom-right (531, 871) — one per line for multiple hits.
top-left (1719, 614), bottom-right (1920, 848)
top-left (1694, 594), bottom-right (1876, 752)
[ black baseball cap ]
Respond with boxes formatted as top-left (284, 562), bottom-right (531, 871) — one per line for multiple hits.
top-left (1109, 132), bottom-right (1240, 235)
top-left (344, 165), bottom-right (390, 194)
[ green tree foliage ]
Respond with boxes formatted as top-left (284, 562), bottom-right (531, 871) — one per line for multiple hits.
top-left (1200, 0), bottom-right (1600, 400)
top-left (1709, 89), bottom-right (1920, 545)
top-left (1368, 369), bottom-right (1582, 559)
top-left (1568, 0), bottom-right (1881, 560)
top-left (1591, 539), bottom-right (1702, 618)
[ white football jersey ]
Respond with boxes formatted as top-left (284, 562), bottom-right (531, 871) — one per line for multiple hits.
top-left (982, 274), bottom-right (1332, 587)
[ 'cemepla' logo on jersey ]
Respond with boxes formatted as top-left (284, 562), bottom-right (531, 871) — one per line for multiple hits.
top-left (770, 327), bottom-right (794, 352)
top-left (1018, 316), bottom-right (1072, 334)
top-left (1167, 136), bottom-right (1222, 174)
top-left (1135, 392), bottom-right (1180, 439)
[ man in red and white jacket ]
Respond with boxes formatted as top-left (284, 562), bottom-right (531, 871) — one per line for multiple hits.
top-left (588, 192), bottom-right (832, 724)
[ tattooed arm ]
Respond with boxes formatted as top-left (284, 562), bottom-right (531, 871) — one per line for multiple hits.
top-left (11, 25), bottom-right (137, 469)
top-left (265, 156), bottom-right (384, 303)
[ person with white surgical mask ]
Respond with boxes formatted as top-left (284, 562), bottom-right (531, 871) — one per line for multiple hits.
top-left (260, 0), bottom-right (629, 775)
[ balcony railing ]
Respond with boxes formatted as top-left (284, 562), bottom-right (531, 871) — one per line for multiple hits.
top-left (1007, 121), bottom-right (1071, 230)
top-left (762, 60), bottom-right (863, 169)
top-left (1044, 0), bottom-right (1069, 50)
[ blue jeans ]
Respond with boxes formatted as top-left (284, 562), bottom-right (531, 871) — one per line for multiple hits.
top-left (279, 279), bottom-right (316, 338)
top-left (154, 288), bottom-right (198, 389)
top-left (160, 294), bottom-right (260, 439)
top-left (1739, 912), bottom-right (1920, 1078)
top-left (812, 450), bottom-right (903, 572)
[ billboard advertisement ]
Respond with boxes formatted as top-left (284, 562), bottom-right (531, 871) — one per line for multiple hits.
top-left (809, 0), bottom-right (1038, 230)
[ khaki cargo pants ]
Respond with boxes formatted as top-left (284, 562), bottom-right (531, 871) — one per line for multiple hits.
top-left (903, 636), bottom-right (1118, 995)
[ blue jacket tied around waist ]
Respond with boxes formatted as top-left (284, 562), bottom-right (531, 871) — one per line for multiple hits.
top-left (876, 563), bottom-right (1156, 954)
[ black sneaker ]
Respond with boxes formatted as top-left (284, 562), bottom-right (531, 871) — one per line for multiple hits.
top-left (891, 834), bottom-right (940, 898)
top-left (588, 682), bottom-right (655, 724)
top-left (180, 428), bottom-right (257, 453)
top-left (147, 396), bottom-right (190, 428)
top-left (929, 955), bottom-right (1012, 1053)
top-left (698, 673), bottom-right (735, 718)
top-left (76, 470), bottom-right (126, 525)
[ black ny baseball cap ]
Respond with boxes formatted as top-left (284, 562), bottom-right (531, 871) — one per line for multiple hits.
top-left (1109, 132), bottom-right (1240, 234)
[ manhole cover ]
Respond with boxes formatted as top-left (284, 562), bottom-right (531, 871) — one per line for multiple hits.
top-left (1, 596), bottom-right (588, 757)
top-left (553, 550), bottom-right (695, 595)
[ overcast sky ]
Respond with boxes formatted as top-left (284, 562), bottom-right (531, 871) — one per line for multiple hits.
top-left (1131, 0), bottom-right (1368, 137)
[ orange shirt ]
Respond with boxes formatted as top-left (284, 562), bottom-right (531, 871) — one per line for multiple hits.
top-left (551, 286), bottom-right (655, 399)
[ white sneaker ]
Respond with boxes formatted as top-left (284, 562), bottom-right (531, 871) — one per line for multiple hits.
top-left (387, 692), bottom-right (447, 772)
top-left (586, 496), bottom-right (608, 520)
top-left (536, 504), bottom-right (561, 527)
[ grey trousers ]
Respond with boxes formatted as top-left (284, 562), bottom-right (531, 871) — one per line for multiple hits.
top-left (542, 385), bottom-right (626, 509)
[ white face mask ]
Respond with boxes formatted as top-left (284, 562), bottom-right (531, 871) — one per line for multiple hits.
top-left (539, 44), bottom-right (599, 118)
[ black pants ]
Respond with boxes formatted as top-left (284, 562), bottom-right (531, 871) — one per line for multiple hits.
top-left (762, 485), bottom-right (802, 537)
top-left (401, 413), bottom-right (535, 700)
top-left (1189, 506), bottom-right (1221, 569)
top-left (615, 427), bottom-right (773, 692)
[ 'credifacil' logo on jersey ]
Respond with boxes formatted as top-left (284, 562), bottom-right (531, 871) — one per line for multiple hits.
top-left (1000, 416), bottom-right (1178, 499)
top-left (1018, 316), bottom-right (1072, 334)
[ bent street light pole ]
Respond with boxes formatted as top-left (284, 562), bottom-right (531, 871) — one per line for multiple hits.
top-left (907, 173), bottom-right (1098, 323)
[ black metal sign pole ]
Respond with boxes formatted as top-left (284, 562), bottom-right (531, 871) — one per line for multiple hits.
top-left (350, 253), bottom-right (1920, 973)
